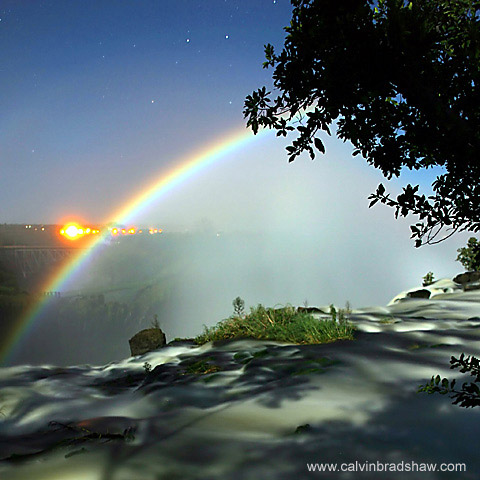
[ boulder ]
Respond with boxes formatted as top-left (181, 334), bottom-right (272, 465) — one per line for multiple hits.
top-left (129, 328), bottom-right (166, 356)
top-left (453, 271), bottom-right (480, 285)
top-left (406, 289), bottom-right (431, 299)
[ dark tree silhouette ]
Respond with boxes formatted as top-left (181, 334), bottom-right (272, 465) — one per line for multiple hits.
top-left (419, 353), bottom-right (480, 408)
top-left (244, 0), bottom-right (480, 246)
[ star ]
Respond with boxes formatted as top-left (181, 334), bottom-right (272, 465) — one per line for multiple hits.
top-left (151, 100), bottom-right (155, 103)
top-left (186, 38), bottom-right (190, 43)
top-left (225, 35), bottom-right (229, 39)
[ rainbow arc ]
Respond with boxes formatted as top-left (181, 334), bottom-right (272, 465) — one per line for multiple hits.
top-left (0, 125), bottom-right (271, 364)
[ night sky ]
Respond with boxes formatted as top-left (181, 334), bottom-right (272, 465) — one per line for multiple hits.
top-left (1, 0), bottom-right (470, 295)
top-left (1, 0), bottom-right (295, 224)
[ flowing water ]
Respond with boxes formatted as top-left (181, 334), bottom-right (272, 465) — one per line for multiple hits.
top-left (0, 282), bottom-right (479, 479)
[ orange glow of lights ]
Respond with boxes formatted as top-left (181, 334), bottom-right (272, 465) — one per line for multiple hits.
top-left (59, 223), bottom-right (102, 240)
top-left (60, 223), bottom-right (83, 240)
top-left (121, 229), bottom-right (126, 234)
top-left (65, 225), bottom-right (79, 238)
top-left (128, 228), bottom-right (136, 234)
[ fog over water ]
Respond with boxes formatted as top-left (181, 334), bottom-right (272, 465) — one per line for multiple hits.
top-left (7, 139), bottom-right (472, 367)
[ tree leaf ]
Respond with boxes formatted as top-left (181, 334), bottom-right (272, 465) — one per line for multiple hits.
top-left (314, 137), bottom-right (325, 153)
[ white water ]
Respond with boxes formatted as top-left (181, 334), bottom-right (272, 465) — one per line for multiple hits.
top-left (1, 281), bottom-right (479, 479)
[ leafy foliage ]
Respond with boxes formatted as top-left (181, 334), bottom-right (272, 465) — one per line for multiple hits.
top-left (232, 296), bottom-right (245, 316)
top-left (456, 237), bottom-right (480, 271)
top-left (244, 0), bottom-right (480, 246)
top-left (418, 353), bottom-right (480, 408)
top-left (422, 271), bottom-right (435, 286)
top-left (182, 358), bottom-right (222, 375)
top-left (195, 303), bottom-right (355, 345)
top-left (329, 302), bottom-right (351, 323)
top-left (143, 361), bottom-right (152, 374)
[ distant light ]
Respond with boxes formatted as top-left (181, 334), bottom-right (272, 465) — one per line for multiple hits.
top-left (128, 228), bottom-right (136, 234)
top-left (121, 229), bottom-right (126, 234)
top-left (41, 227), bottom-right (45, 231)
top-left (85, 228), bottom-right (91, 234)
top-left (65, 225), bottom-right (79, 238)
top-left (112, 228), bottom-right (118, 235)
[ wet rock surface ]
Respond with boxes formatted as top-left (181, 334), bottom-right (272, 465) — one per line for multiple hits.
top-left (129, 328), bottom-right (166, 356)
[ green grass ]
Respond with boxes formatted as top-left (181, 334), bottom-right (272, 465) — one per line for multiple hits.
top-left (181, 358), bottom-right (222, 375)
top-left (379, 318), bottom-right (396, 324)
top-left (194, 304), bottom-right (355, 346)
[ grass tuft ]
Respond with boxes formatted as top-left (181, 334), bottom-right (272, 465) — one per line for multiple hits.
top-left (182, 358), bottom-right (222, 375)
top-left (195, 304), bottom-right (355, 346)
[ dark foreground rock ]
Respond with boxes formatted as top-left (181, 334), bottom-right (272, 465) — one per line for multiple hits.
top-left (129, 328), bottom-right (166, 356)
top-left (453, 271), bottom-right (480, 285)
top-left (406, 289), bottom-right (431, 299)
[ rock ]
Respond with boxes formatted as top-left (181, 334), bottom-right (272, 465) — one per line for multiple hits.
top-left (129, 328), bottom-right (166, 356)
top-left (406, 289), bottom-right (431, 299)
top-left (453, 271), bottom-right (480, 285)
top-left (387, 278), bottom-right (461, 305)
